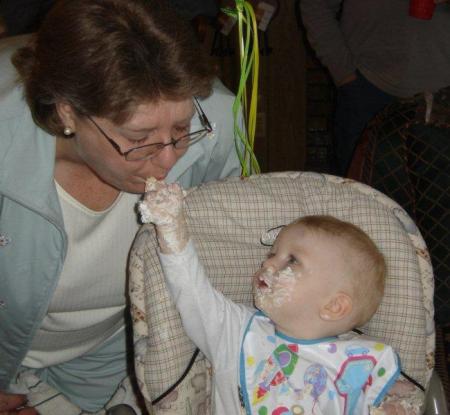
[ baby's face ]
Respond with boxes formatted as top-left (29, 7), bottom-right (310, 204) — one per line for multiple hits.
top-left (252, 224), bottom-right (347, 336)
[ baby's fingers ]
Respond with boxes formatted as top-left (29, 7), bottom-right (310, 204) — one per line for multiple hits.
top-left (0, 393), bottom-right (27, 411)
top-left (167, 183), bottom-right (186, 200)
top-left (144, 177), bottom-right (163, 193)
top-left (0, 393), bottom-right (38, 414)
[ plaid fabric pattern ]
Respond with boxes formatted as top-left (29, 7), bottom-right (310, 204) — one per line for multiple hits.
top-left (129, 172), bottom-right (434, 413)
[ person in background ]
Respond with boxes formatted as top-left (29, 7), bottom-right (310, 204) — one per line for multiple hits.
top-left (167, 0), bottom-right (219, 20)
top-left (0, 0), bottom-right (218, 37)
top-left (138, 178), bottom-right (417, 415)
top-left (300, 0), bottom-right (450, 176)
top-left (0, 16), bottom-right (6, 38)
top-left (0, 0), bottom-right (241, 413)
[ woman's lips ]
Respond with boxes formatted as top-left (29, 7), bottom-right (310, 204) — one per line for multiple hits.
top-left (136, 174), bottom-right (166, 184)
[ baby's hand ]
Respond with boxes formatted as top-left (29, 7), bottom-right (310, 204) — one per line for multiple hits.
top-left (138, 177), bottom-right (185, 226)
top-left (138, 177), bottom-right (189, 254)
top-left (370, 380), bottom-right (421, 415)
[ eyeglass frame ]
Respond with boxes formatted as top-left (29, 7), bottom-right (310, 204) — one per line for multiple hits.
top-left (86, 97), bottom-right (213, 161)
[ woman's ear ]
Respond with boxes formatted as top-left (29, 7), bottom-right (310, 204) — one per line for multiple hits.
top-left (56, 101), bottom-right (77, 133)
top-left (319, 292), bottom-right (353, 321)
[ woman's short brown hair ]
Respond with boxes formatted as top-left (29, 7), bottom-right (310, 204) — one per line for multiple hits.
top-left (12, 0), bottom-right (216, 136)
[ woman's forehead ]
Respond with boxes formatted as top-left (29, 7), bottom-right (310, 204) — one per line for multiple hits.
top-left (122, 99), bottom-right (195, 128)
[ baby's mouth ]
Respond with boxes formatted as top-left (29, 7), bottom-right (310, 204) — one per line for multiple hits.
top-left (256, 268), bottom-right (275, 292)
top-left (258, 277), bottom-right (269, 289)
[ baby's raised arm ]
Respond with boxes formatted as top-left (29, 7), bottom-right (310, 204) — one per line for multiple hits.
top-left (138, 177), bottom-right (189, 254)
top-left (138, 178), bottom-right (251, 367)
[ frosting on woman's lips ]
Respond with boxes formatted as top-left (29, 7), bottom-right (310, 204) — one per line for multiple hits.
top-left (144, 176), bottom-right (159, 192)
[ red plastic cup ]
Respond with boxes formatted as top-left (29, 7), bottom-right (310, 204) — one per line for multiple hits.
top-left (409, 0), bottom-right (436, 19)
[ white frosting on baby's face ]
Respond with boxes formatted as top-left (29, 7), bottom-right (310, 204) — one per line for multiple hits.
top-left (254, 265), bottom-right (300, 308)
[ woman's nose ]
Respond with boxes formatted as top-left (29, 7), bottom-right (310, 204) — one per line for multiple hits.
top-left (153, 144), bottom-right (180, 170)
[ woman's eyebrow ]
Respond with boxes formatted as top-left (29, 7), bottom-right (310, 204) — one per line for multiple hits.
top-left (122, 111), bottom-right (196, 133)
top-left (122, 126), bottom-right (156, 134)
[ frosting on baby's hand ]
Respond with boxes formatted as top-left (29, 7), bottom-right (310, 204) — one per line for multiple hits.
top-left (138, 177), bottom-right (189, 254)
top-left (138, 178), bottom-right (186, 226)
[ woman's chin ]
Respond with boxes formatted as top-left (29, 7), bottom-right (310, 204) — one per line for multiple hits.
top-left (120, 178), bottom-right (148, 194)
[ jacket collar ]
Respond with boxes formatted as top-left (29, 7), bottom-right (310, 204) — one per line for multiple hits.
top-left (0, 105), bottom-right (63, 228)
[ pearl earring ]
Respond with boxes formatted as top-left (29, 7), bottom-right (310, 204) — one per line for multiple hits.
top-left (63, 127), bottom-right (73, 136)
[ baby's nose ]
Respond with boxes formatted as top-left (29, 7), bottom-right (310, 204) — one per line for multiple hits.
top-left (259, 264), bottom-right (277, 279)
top-left (262, 256), bottom-right (274, 268)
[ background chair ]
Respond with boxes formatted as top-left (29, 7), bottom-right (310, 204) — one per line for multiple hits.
top-left (129, 172), bottom-right (435, 414)
top-left (348, 87), bottom-right (450, 410)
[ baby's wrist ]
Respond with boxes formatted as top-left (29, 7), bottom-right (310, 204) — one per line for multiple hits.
top-left (156, 217), bottom-right (189, 254)
top-left (156, 220), bottom-right (186, 236)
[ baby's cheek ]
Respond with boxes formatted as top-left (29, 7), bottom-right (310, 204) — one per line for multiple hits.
top-left (277, 267), bottom-right (300, 285)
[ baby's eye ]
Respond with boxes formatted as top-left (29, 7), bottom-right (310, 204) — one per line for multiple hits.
top-left (266, 252), bottom-right (276, 260)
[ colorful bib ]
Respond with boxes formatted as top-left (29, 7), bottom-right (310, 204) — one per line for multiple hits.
top-left (239, 312), bottom-right (400, 415)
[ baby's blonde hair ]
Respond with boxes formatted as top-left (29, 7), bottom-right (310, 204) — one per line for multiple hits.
top-left (293, 215), bottom-right (386, 327)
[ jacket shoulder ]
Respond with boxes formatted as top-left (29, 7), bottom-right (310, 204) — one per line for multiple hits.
top-left (0, 35), bottom-right (31, 120)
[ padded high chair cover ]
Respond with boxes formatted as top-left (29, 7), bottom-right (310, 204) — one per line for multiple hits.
top-left (129, 172), bottom-right (435, 414)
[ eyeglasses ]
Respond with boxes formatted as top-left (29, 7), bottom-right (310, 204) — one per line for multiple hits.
top-left (87, 98), bottom-right (213, 161)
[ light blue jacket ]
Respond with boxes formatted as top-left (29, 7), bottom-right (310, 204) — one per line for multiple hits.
top-left (0, 35), bottom-right (241, 390)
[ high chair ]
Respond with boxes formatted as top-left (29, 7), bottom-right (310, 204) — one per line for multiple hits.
top-left (129, 172), bottom-right (436, 414)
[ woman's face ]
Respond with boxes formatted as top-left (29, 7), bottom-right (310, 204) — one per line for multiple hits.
top-left (66, 98), bottom-right (195, 193)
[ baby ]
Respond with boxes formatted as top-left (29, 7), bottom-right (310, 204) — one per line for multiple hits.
top-left (139, 179), bottom-right (410, 415)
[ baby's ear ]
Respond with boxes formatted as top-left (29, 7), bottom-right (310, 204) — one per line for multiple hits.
top-left (319, 293), bottom-right (352, 321)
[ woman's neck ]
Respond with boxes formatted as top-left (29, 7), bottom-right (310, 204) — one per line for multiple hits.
top-left (55, 137), bottom-right (120, 211)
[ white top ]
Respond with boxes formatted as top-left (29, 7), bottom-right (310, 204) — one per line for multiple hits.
top-left (159, 240), bottom-right (400, 414)
top-left (23, 183), bottom-right (140, 367)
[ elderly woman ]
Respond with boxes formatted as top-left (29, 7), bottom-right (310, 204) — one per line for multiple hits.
top-left (0, 0), bottom-right (240, 413)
